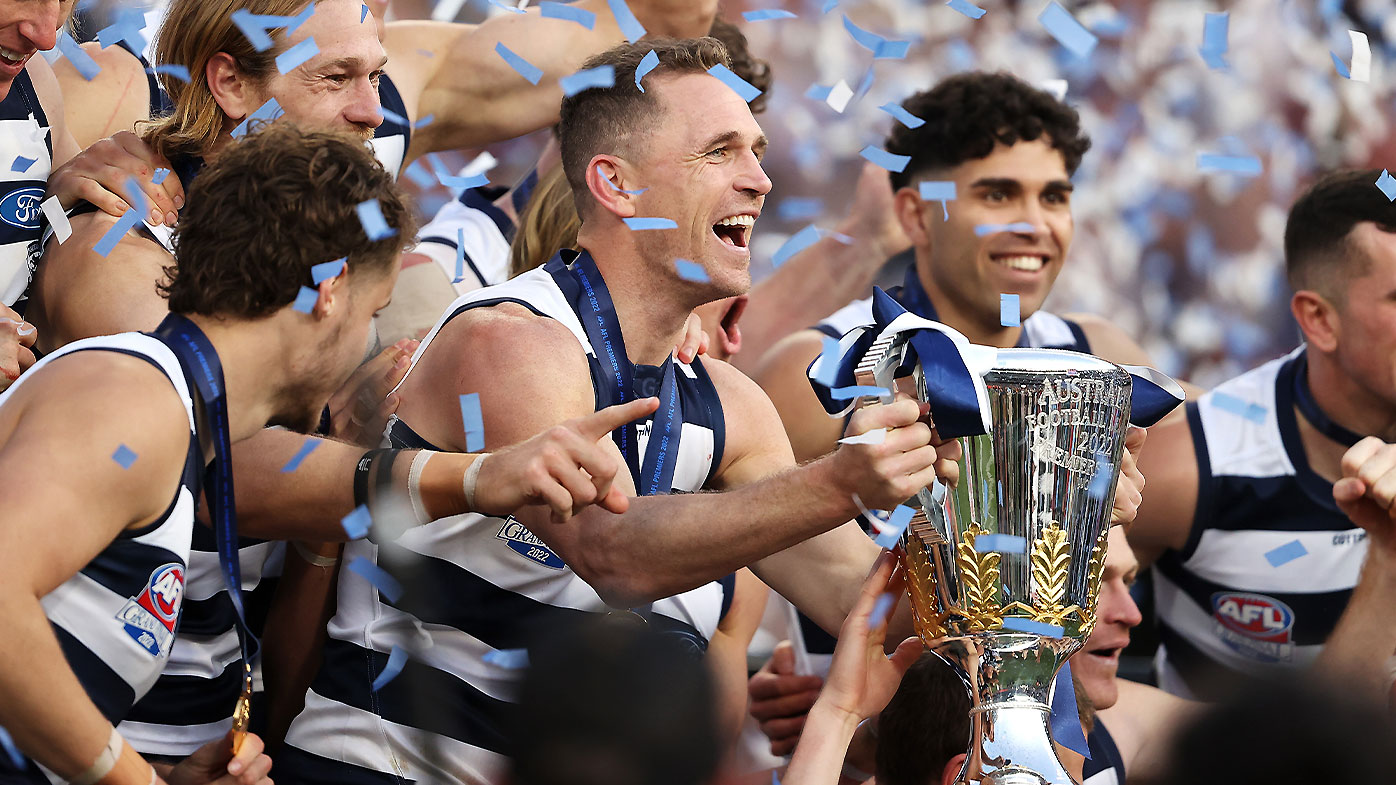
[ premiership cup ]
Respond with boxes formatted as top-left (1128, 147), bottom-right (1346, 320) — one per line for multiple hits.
top-left (856, 339), bottom-right (1142, 785)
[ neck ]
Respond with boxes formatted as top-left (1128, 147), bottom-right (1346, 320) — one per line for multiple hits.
top-left (1298, 350), bottom-right (1396, 482)
top-left (915, 261), bottom-right (1023, 348)
top-left (577, 236), bottom-right (692, 366)
top-left (184, 313), bottom-right (289, 442)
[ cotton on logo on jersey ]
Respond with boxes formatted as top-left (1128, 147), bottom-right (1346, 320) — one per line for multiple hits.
top-left (496, 517), bottom-right (566, 569)
top-left (116, 563), bottom-right (185, 658)
top-left (1211, 592), bottom-right (1294, 663)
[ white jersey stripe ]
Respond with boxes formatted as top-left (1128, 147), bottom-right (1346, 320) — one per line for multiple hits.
top-left (1182, 527), bottom-right (1367, 594)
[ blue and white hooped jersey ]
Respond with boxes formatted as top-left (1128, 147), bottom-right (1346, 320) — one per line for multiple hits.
top-left (279, 264), bottom-right (733, 784)
top-left (0, 68), bottom-right (52, 311)
top-left (1152, 347), bottom-right (1367, 700)
top-left (0, 333), bottom-right (199, 783)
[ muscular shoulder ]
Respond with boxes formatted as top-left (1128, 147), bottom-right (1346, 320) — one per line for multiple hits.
top-left (701, 357), bottom-right (797, 488)
top-left (1063, 312), bottom-right (1153, 366)
top-left (47, 43), bottom-right (150, 150)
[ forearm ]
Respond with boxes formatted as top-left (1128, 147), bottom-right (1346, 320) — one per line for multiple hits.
top-left (260, 542), bottom-right (342, 751)
top-left (783, 701), bottom-right (860, 785)
top-left (1314, 552), bottom-right (1396, 695)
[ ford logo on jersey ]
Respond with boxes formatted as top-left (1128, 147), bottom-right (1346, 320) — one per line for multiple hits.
top-left (1211, 591), bottom-right (1295, 663)
top-left (115, 563), bottom-right (185, 658)
top-left (0, 187), bottom-right (43, 230)
top-left (496, 518), bottom-right (566, 569)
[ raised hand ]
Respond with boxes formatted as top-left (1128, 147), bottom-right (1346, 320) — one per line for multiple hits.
top-left (326, 338), bottom-right (418, 447)
top-left (748, 640), bottom-right (825, 756)
top-left (833, 395), bottom-right (959, 510)
top-left (1111, 425), bottom-right (1147, 527)
top-left (1335, 436), bottom-right (1396, 556)
top-left (165, 730), bottom-right (272, 785)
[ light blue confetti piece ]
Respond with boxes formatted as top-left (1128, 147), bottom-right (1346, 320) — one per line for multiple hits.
top-left (413, 113), bottom-right (436, 129)
top-left (10, 156), bottom-right (34, 173)
top-left (1331, 51), bottom-right (1350, 79)
top-left (1000, 293), bottom-right (1020, 327)
top-left (403, 160), bottom-right (434, 189)
top-left (946, 0), bottom-right (987, 20)
top-left (635, 49), bottom-right (658, 92)
top-left (880, 103), bottom-right (924, 128)
top-left (96, 14), bottom-right (147, 53)
top-left (919, 181), bottom-right (956, 201)
top-left (831, 385), bottom-right (892, 401)
top-left (342, 505), bottom-right (372, 538)
top-left (231, 9), bottom-right (275, 52)
top-left (872, 505), bottom-right (915, 549)
top-left (804, 83), bottom-right (833, 102)
top-left (1210, 391), bottom-right (1267, 423)
top-left (869, 592), bottom-right (897, 626)
top-left (541, 1), bottom-right (596, 28)
top-left (460, 392), bottom-right (485, 452)
top-left (743, 9), bottom-right (797, 22)
top-left (277, 37), bottom-right (319, 73)
top-left (1265, 539), bottom-right (1308, 568)
top-left (560, 65), bottom-right (615, 97)
top-left (150, 65), bottom-right (191, 85)
top-left (974, 534), bottom-right (1027, 554)
top-left (873, 39), bottom-right (909, 60)
top-left (777, 197), bottom-right (821, 221)
top-left (623, 217), bottom-right (677, 230)
top-left (1038, 1), bottom-right (1097, 58)
top-left (0, 726), bottom-right (21, 768)
top-left (92, 210), bottom-right (142, 257)
top-left (822, 0), bottom-right (838, 12)
top-left (1087, 455), bottom-right (1114, 500)
top-left (356, 199), bottom-right (396, 240)
top-left (121, 176), bottom-right (148, 219)
top-left (1196, 153), bottom-right (1262, 176)
top-left (597, 164), bottom-right (647, 194)
top-left (152, 168), bottom-right (171, 185)
top-left (311, 257), bottom-right (346, 285)
top-left (859, 145), bottom-right (910, 173)
top-left (842, 14), bottom-right (886, 53)
top-left (361, 3), bottom-right (369, 22)
top-left (1377, 170), bottom-right (1396, 202)
top-left (348, 557), bottom-right (403, 600)
top-left (57, 32), bottom-right (101, 80)
top-left (280, 438), bottom-right (321, 472)
top-left (483, 648), bottom-right (531, 669)
top-left (772, 224), bottom-right (821, 267)
top-left (291, 285), bottom-right (318, 314)
top-left (487, 0), bottom-right (526, 12)
top-left (813, 336), bottom-right (840, 388)
top-left (674, 258), bottom-right (708, 283)
top-left (1000, 617), bottom-right (1065, 637)
top-left (607, 0), bottom-right (646, 43)
top-left (379, 105), bottom-right (410, 127)
top-left (230, 97), bottom-right (285, 139)
top-left (285, 3), bottom-right (316, 34)
top-left (495, 42), bottom-right (543, 85)
top-left (438, 172), bottom-right (489, 191)
top-left (452, 228), bottom-right (466, 283)
top-left (112, 444), bottom-right (138, 469)
top-left (706, 64), bottom-right (762, 103)
top-left (1198, 12), bottom-right (1229, 69)
top-left (371, 646), bottom-right (407, 691)
top-left (974, 222), bottom-right (1036, 237)
top-left (772, 770), bottom-right (783, 785)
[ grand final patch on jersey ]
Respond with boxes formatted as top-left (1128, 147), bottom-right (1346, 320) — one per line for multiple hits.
top-left (115, 563), bottom-right (185, 658)
top-left (496, 517), bottom-right (566, 569)
top-left (1211, 591), bottom-right (1294, 664)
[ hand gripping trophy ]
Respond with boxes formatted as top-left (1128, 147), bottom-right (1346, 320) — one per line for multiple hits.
top-left (811, 290), bottom-right (1183, 785)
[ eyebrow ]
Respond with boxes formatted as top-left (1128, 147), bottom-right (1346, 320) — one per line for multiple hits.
top-left (968, 177), bottom-right (1075, 193)
top-left (698, 130), bottom-right (770, 155)
top-left (318, 55), bottom-right (390, 73)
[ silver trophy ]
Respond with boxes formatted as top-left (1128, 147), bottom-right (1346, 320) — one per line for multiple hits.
top-left (856, 337), bottom-right (1152, 785)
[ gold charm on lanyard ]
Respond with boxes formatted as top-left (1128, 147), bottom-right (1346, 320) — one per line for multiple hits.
top-left (231, 663), bottom-right (252, 754)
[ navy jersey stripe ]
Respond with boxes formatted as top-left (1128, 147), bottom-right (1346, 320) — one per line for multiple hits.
top-left (52, 624), bottom-right (137, 724)
top-left (378, 73), bottom-right (411, 152)
top-left (1084, 721), bottom-right (1125, 780)
top-left (7, 70), bottom-right (50, 152)
top-left (174, 574), bottom-right (279, 637)
top-left (277, 745), bottom-right (415, 785)
top-left (458, 187), bottom-right (515, 243)
top-left (77, 538), bottom-right (186, 600)
top-left (123, 658), bottom-right (246, 726)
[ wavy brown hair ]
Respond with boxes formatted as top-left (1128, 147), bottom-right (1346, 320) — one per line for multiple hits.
top-left (160, 122), bottom-right (417, 318)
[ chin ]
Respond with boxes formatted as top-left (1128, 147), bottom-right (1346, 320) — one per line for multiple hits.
top-left (1072, 656), bottom-right (1119, 711)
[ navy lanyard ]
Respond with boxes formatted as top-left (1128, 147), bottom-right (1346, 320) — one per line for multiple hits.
top-left (893, 265), bottom-right (1033, 349)
top-left (547, 250), bottom-right (684, 496)
top-left (151, 314), bottom-right (260, 668)
top-left (1293, 351), bottom-right (1363, 447)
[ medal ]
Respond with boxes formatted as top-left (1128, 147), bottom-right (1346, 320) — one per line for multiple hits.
top-left (231, 663), bottom-right (252, 754)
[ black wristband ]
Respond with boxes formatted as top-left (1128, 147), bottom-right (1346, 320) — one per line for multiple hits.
top-left (353, 449), bottom-right (392, 510)
top-left (373, 448), bottom-right (400, 505)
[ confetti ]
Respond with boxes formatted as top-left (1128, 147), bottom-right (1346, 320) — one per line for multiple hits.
top-left (772, 224), bottom-right (821, 267)
top-left (230, 97), bottom-right (285, 139)
top-left (919, 181), bottom-right (956, 220)
top-left (152, 168), bottom-right (171, 185)
top-left (842, 15), bottom-right (909, 60)
top-left (1198, 12), bottom-right (1229, 70)
top-left (607, 0), bottom-right (646, 43)
top-left (311, 258), bottom-right (346, 285)
top-left (946, 0), bottom-right (987, 20)
top-left (484, 648), bottom-right (531, 669)
top-left (871, 505), bottom-right (915, 549)
top-left (1038, 1), bottom-right (1097, 59)
top-left (839, 428), bottom-right (886, 446)
top-left (231, 9), bottom-right (284, 52)
top-left (623, 217), bottom-right (677, 230)
top-left (830, 385), bottom-right (892, 401)
top-left (541, 1), bottom-right (596, 28)
top-left (413, 114), bottom-right (436, 129)
top-left (1264, 539), bottom-right (1308, 567)
top-left (348, 557), bottom-right (402, 602)
top-left (869, 592), bottom-right (897, 626)
top-left (356, 199), bottom-right (396, 240)
top-left (560, 65), bottom-right (615, 97)
top-left (92, 210), bottom-right (142, 257)
top-left (974, 533), bottom-right (1027, 554)
top-left (1087, 455), bottom-right (1114, 500)
top-left (361, 3), bottom-right (369, 22)
top-left (1040, 79), bottom-right (1068, 101)
top-left (403, 160), bottom-right (434, 189)
top-left (1210, 391), bottom-right (1267, 423)
top-left (291, 286), bottom-right (318, 314)
top-left (57, 32), bottom-right (100, 80)
top-left (9, 155), bottom-right (33, 173)
top-left (1000, 617), bottom-right (1064, 637)
top-left (96, 14), bottom-right (147, 54)
top-left (280, 438), bottom-right (321, 472)
top-left (743, 9), bottom-right (797, 22)
top-left (635, 49), bottom-right (659, 92)
top-left (41, 196), bottom-right (71, 243)
top-left (341, 504), bottom-right (372, 539)
top-left (112, 444), bottom-right (138, 469)
top-left (873, 40), bottom-right (909, 60)
top-left (821, 0), bottom-right (837, 11)
top-left (371, 645), bottom-right (407, 691)
top-left (453, 227), bottom-right (466, 283)
top-left (1377, 170), bottom-right (1396, 202)
top-left (777, 198), bottom-right (821, 221)
top-left (460, 392), bottom-right (485, 452)
top-left (486, 0), bottom-right (526, 12)
top-left (707, 64), bottom-right (762, 103)
top-left (495, 42), bottom-right (543, 85)
top-left (0, 726), bottom-right (21, 769)
top-left (597, 165), bottom-right (647, 194)
top-left (860, 145), bottom-right (910, 173)
top-left (974, 222), bottom-right (1035, 236)
top-left (1196, 153), bottom-right (1262, 176)
top-left (812, 336), bottom-right (841, 388)
top-left (1000, 293), bottom-right (1020, 327)
top-left (880, 103), bottom-right (924, 128)
top-left (1335, 30), bottom-right (1371, 82)
top-left (824, 79), bottom-right (853, 113)
top-left (674, 259), bottom-right (708, 282)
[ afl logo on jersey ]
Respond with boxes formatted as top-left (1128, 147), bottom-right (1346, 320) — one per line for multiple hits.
top-left (0, 187), bottom-right (43, 230)
top-left (496, 518), bottom-right (566, 569)
top-left (116, 564), bottom-right (185, 658)
top-left (1211, 592), bottom-right (1294, 663)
